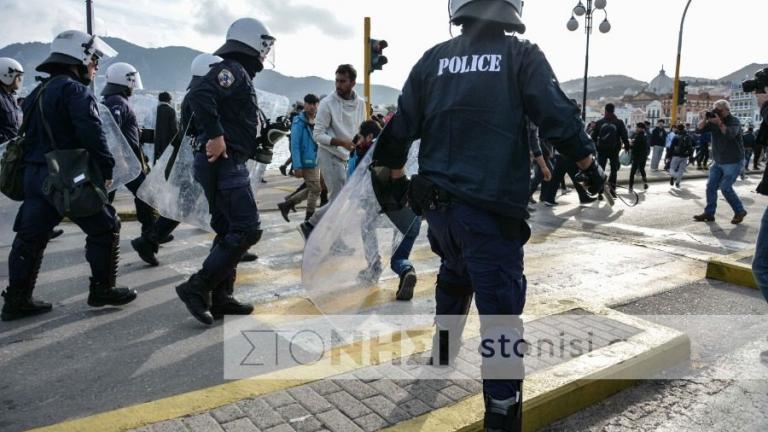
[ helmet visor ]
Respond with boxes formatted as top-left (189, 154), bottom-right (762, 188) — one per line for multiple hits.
top-left (127, 71), bottom-right (143, 90)
top-left (86, 36), bottom-right (118, 63)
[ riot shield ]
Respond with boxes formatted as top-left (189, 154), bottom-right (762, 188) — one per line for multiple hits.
top-left (301, 141), bottom-right (422, 315)
top-left (98, 104), bottom-right (143, 192)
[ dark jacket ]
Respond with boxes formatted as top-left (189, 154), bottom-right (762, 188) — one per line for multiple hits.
top-left (154, 102), bottom-right (179, 161)
top-left (650, 126), bottom-right (667, 147)
top-left (103, 92), bottom-right (148, 172)
top-left (669, 131), bottom-right (694, 158)
top-left (631, 131), bottom-right (649, 162)
top-left (22, 74), bottom-right (115, 180)
top-left (187, 58), bottom-right (266, 162)
top-left (703, 114), bottom-right (743, 164)
top-left (590, 115), bottom-right (630, 152)
top-left (373, 32), bottom-right (595, 219)
top-left (743, 131), bottom-right (756, 149)
top-left (0, 89), bottom-right (20, 143)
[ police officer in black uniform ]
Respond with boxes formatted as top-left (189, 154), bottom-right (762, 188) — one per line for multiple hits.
top-left (175, 18), bottom-right (275, 325)
top-left (371, 1), bottom-right (606, 430)
top-left (100, 62), bottom-right (162, 239)
top-left (0, 57), bottom-right (64, 240)
top-left (1, 31), bottom-right (137, 321)
top-left (130, 53), bottom-right (257, 266)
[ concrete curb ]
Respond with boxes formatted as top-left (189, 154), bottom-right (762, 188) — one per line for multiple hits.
top-left (706, 257), bottom-right (758, 290)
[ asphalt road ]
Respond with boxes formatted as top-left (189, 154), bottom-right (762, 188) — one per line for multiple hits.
top-left (0, 175), bottom-right (767, 431)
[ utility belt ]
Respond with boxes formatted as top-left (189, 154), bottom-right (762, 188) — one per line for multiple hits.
top-left (409, 175), bottom-right (531, 244)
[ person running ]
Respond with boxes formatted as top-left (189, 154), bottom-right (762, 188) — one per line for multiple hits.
top-left (628, 122), bottom-right (649, 192)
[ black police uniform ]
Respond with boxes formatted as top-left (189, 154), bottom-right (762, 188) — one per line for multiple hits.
top-left (374, 30), bottom-right (596, 408)
top-left (0, 87), bottom-right (21, 143)
top-left (176, 58), bottom-right (263, 324)
top-left (102, 91), bottom-right (158, 235)
top-left (2, 73), bottom-right (135, 321)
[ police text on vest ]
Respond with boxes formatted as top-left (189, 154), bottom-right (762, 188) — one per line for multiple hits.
top-left (437, 54), bottom-right (502, 76)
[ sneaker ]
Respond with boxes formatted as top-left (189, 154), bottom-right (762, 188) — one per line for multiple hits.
top-left (396, 269), bottom-right (417, 301)
top-left (669, 177), bottom-right (675, 186)
top-left (731, 211), bottom-right (747, 225)
top-left (693, 213), bottom-right (716, 222)
top-left (298, 222), bottom-right (314, 241)
top-left (644, 183), bottom-right (649, 190)
top-left (331, 242), bottom-right (355, 257)
top-left (357, 261), bottom-right (383, 285)
top-left (279, 165), bottom-right (287, 176)
top-left (675, 181), bottom-right (681, 188)
top-left (628, 187), bottom-right (634, 193)
top-left (608, 185), bottom-right (617, 199)
top-left (543, 201), bottom-right (558, 207)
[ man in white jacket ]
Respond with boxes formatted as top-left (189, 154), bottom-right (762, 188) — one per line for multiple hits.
top-left (299, 64), bottom-right (366, 242)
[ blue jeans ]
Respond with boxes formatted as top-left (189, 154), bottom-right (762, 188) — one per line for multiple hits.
top-left (362, 206), bottom-right (420, 276)
top-left (744, 149), bottom-right (753, 170)
top-left (704, 162), bottom-right (745, 216)
top-left (530, 158), bottom-right (554, 199)
top-left (753, 207), bottom-right (768, 303)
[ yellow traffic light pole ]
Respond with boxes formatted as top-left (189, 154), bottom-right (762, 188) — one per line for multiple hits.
top-left (671, 0), bottom-right (693, 126)
top-left (364, 17), bottom-right (372, 120)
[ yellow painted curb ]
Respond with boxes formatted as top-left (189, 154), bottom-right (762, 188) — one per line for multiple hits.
top-left (706, 253), bottom-right (757, 290)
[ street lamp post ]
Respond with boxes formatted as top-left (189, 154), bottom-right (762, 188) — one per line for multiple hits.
top-left (567, 0), bottom-right (611, 121)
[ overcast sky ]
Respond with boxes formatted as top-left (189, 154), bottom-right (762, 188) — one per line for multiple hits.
top-left (2, 0), bottom-right (766, 89)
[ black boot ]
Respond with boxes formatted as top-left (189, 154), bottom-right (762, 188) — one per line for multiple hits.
top-left (175, 274), bottom-right (214, 325)
top-left (131, 235), bottom-right (159, 267)
top-left (89, 232), bottom-right (137, 307)
top-left (210, 272), bottom-right (253, 320)
top-left (484, 391), bottom-right (523, 432)
top-left (1, 246), bottom-right (52, 321)
top-left (87, 279), bottom-right (138, 307)
top-left (304, 210), bottom-right (315, 223)
top-left (278, 201), bottom-right (292, 222)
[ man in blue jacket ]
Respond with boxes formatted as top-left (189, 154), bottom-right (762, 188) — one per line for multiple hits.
top-left (1, 31), bottom-right (137, 321)
top-left (278, 93), bottom-right (321, 223)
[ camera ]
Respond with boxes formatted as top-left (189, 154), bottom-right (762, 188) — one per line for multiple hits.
top-left (253, 115), bottom-right (291, 165)
top-left (705, 111), bottom-right (718, 119)
top-left (742, 68), bottom-right (768, 94)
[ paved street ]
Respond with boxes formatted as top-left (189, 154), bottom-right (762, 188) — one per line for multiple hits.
top-left (1, 170), bottom-right (767, 431)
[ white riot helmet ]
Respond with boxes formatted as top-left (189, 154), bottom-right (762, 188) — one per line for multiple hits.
top-left (102, 62), bottom-right (142, 96)
top-left (214, 18), bottom-right (275, 66)
top-left (191, 53), bottom-right (223, 77)
top-left (36, 30), bottom-right (118, 73)
top-left (0, 57), bottom-right (24, 86)
top-left (449, 0), bottom-right (526, 33)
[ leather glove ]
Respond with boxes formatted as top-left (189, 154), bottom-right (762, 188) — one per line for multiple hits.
top-left (370, 164), bottom-right (410, 212)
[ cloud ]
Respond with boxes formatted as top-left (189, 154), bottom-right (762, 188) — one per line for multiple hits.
top-left (193, 0), bottom-right (239, 37)
top-left (192, 0), bottom-right (354, 42)
top-left (260, 0), bottom-right (355, 39)
top-left (0, 0), bottom-right (84, 47)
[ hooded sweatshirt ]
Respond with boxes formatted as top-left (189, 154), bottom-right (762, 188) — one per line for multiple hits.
top-left (313, 91), bottom-right (366, 161)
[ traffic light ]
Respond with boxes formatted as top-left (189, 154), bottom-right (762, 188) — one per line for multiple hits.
top-left (370, 39), bottom-right (388, 73)
top-left (677, 80), bottom-right (688, 105)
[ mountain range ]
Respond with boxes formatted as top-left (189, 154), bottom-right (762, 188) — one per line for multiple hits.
top-left (0, 37), bottom-right (402, 106)
top-left (1, 37), bottom-right (764, 103)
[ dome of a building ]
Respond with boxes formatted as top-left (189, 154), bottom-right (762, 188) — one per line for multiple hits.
top-left (648, 66), bottom-right (674, 95)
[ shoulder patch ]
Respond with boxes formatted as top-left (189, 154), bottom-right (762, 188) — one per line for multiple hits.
top-left (218, 69), bottom-right (235, 88)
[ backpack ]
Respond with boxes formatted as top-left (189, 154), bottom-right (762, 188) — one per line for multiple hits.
top-left (598, 122), bottom-right (619, 151)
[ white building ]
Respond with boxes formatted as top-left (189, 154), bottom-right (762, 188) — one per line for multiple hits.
top-left (729, 82), bottom-right (762, 127)
top-left (645, 100), bottom-right (664, 124)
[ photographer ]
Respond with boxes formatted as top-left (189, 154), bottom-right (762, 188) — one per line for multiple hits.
top-left (693, 100), bottom-right (747, 224)
top-left (753, 94), bottom-right (768, 364)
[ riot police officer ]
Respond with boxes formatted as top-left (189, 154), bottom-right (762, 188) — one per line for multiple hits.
top-left (175, 19), bottom-right (275, 325)
top-left (371, 1), bottom-right (606, 430)
top-left (101, 62), bottom-right (164, 239)
top-left (0, 58), bottom-right (64, 241)
top-left (1, 30), bottom-right (137, 321)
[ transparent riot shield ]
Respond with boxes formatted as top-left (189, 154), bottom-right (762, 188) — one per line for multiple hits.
top-left (301, 141), bottom-right (422, 315)
top-left (137, 89), bottom-right (290, 231)
top-left (98, 104), bottom-right (142, 192)
top-left (256, 89), bottom-right (289, 123)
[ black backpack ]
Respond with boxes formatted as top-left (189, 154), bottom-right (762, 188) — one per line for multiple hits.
top-left (598, 122), bottom-right (619, 151)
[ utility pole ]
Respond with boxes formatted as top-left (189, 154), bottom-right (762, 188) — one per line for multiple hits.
top-left (671, 0), bottom-right (693, 126)
top-left (363, 17), bottom-right (371, 120)
top-left (86, 0), bottom-right (94, 35)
